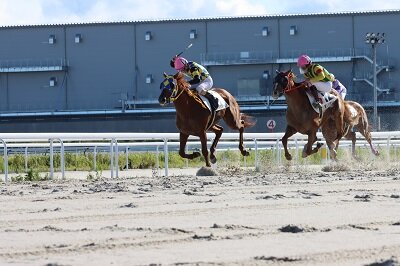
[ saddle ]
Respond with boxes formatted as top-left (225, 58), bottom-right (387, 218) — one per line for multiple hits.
top-left (198, 90), bottom-right (229, 130)
top-left (305, 91), bottom-right (337, 116)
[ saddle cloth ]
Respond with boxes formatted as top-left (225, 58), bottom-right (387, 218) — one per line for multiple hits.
top-left (306, 91), bottom-right (337, 114)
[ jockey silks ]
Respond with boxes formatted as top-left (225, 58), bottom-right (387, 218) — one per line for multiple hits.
top-left (184, 62), bottom-right (210, 83)
top-left (304, 64), bottom-right (335, 83)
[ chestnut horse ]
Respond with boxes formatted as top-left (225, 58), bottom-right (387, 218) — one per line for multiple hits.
top-left (322, 100), bottom-right (380, 158)
top-left (158, 72), bottom-right (256, 167)
top-left (272, 70), bottom-right (346, 160)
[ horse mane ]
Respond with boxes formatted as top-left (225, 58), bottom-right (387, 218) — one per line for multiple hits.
top-left (174, 72), bottom-right (191, 91)
top-left (173, 72), bottom-right (207, 109)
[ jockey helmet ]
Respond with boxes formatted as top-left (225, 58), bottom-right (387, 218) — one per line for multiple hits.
top-left (174, 57), bottom-right (188, 71)
top-left (297, 55), bottom-right (312, 68)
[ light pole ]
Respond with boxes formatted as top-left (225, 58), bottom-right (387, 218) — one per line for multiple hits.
top-left (365, 32), bottom-right (385, 130)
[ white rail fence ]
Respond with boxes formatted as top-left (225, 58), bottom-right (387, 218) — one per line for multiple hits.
top-left (0, 132), bottom-right (399, 183)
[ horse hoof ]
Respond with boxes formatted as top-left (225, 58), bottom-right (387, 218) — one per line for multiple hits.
top-left (193, 152), bottom-right (201, 158)
top-left (210, 155), bottom-right (217, 164)
top-left (285, 154), bottom-right (292, 161)
top-left (242, 150), bottom-right (250, 156)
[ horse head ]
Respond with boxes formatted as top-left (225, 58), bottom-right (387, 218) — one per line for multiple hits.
top-left (272, 69), bottom-right (294, 99)
top-left (158, 72), bottom-right (178, 106)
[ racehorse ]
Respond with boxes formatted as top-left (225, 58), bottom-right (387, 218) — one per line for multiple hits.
top-left (158, 72), bottom-right (256, 167)
top-left (272, 70), bottom-right (346, 160)
top-left (321, 100), bottom-right (380, 158)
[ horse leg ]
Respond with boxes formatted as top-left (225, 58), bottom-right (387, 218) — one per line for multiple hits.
top-left (326, 139), bottom-right (338, 161)
top-left (199, 132), bottom-right (211, 167)
top-left (302, 132), bottom-right (323, 158)
top-left (239, 126), bottom-right (250, 156)
top-left (282, 126), bottom-right (297, 161)
top-left (322, 121), bottom-right (338, 161)
top-left (209, 124), bottom-right (223, 164)
top-left (345, 130), bottom-right (358, 159)
top-left (356, 122), bottom-right (379, 156)
top-left (179, 132), bottom-right (201, 160)
top-left (334, 105), bottom-right (345, 141)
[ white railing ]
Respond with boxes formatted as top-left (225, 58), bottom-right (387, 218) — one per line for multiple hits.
top-left (0, 131), bottom-right (399, 183)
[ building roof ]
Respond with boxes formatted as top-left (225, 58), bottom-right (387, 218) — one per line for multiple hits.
top-left (0, 9), bottom-right (399, 29)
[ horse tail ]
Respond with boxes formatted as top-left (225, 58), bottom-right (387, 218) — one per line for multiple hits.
top-left (240, 113), bottom-right (257, 128)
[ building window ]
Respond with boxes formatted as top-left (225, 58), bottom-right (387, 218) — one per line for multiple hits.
top-left (75, 34), bottom-right (82, 43)
top-left (290, 26), bottom-right (297, 36)
top-left (146, 74), bottom-right (153, 84)
top-left (189, 29), bottom-right (197, 39)
top-left (145, 31), bottom-right (152, 41)
top-left (49, 35), bottom-right (56, 44)
top-left (262, 27), bottom-right (269, 37)
top-left (240, 51), bottom-right (250, 59)
top-left (49, 77), bottom-right (57, 87)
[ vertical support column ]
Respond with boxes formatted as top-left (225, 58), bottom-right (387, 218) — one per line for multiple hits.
top-left (372, 43), bottom-right (378, 130)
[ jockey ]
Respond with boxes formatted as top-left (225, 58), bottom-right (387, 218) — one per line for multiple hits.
top-left (297, 55), bottom-right (346, 110)
top-left (333, 79), bottom-right (347, 99)
top-left (170, 56), bottom-right (219, 111)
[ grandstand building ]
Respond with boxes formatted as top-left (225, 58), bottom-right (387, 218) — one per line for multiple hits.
top-left (0, 10), bottom-right (399, 132)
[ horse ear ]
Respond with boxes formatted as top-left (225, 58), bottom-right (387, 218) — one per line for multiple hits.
top-left (163, 72), bottom-right (168, 78)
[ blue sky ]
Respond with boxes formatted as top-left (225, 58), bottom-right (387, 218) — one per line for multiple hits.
top-left (0, 0), bottom-right (399, 26)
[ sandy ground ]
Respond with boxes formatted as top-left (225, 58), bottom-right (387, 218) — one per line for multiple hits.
top-left (0, 166), bottom-right (400, 266)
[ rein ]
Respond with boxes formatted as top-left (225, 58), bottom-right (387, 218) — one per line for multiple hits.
top-left (168, 79), bottom-right (208, 109)
top-left (284, 72), bottom-right (306, 94)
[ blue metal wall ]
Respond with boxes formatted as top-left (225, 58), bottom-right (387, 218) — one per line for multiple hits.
top-left (0, 11), bottom-right (398, 131)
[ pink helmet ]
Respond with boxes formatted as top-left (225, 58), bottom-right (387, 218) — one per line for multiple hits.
top-left (297, 55), bottom-right (312, 68)
top-left (174, 57), bottom-right (188, 71)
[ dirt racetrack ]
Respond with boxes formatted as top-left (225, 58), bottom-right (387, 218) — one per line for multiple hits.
top-left (0, 165), bottom-right (399, 266)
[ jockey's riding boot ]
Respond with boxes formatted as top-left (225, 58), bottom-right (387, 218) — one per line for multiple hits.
top-left (204, 91), bottom-right (219, 112)
top-left (310, 86), bottom-right (323, 112)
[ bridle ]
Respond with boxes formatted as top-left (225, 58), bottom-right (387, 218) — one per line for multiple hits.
top-left (161, 77), bottom-right (185, 103)
top-left (282, 72), bottom-right (306, 94)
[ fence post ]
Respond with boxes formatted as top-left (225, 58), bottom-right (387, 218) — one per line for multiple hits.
top-left (0, 139), bottom-right (8, 184)
top-left (125, 146), bottom-right (129, 171)
top-left (93, 146), bottom-right (97, 171)
top-left (254, 139), bottom-right (258, 170)
top-left (110, 140), bottom-right (114, 178)
top-left (50, 139), bottom-right (54, 180)
top-left (164, 138), bottom-right (169, 177)
top-left (25, 147), bottom-right (28, 172)
top-left (115, 140), bottom-right (119, 178)
top-left (387, 137), bottom-right (391, 163)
